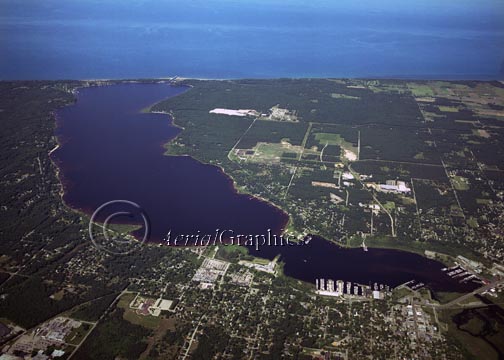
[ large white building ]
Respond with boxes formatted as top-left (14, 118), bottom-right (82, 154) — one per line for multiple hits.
top-left (379, 180), bottom-right (411, 194)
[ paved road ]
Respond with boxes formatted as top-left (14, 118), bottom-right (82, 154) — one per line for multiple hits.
top-left (68, 287), bottom-right (131, 359)
top-left (435, 279), bottom-right (504, 309)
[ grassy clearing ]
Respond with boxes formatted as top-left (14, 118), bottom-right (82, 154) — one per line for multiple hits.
top-left (330, 93), bottom-right (360, 100)
top-left (314, 133), bottom-right (345, 146)
top-left (452, 176), bottom-right (470, 191)
top-left (476, 198), bottom-right (491, 205)
top-left (383, 201), bottom-right (396, 211)
top-left (122, 309), bottom-right (161, 330)
top-left (313, 132), bottom-right (357, 157)
top-left (251, 257), bottom-right (271, 265)
top-left (249, 142), bottom-right (303, 163)
top-left (118, 293), bottom-right (161, 330)
top-left (455, 120), bottom-right (478, 125)
top-left (219, 244), bottom-right (248, 255)
top-left (105, 223), bottom-right (143, 239)
top-left (466, 217), bottom-right (479, 229)
top-left (66, 322), bottom-right (92, 345)
top-left (407, 84), bottom-right (434, 97)
top-left (118, 293), bottom-right (135, 309)
top-left (438, 106), bottom-right (459, 113)
top-left (215, 244), bottom-right (249, 262)
top-left (392, 287), bottom-right (413, 301)
top-left (434, 291), bottom-right (464, 304)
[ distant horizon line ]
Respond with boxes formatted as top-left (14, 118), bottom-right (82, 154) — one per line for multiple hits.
top-left (2, 73), bottom-right (503, 82)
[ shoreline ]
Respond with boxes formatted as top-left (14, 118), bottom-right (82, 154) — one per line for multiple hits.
top-left (49, 108), bottom-right (97, 220)
top-left (158, 106), bottom-right (292, 231)
top-left (150, 82), bottom-right (497, 268)
top-left (49, 79), bottom-right (486, 269)
top-left (153, 93), bottom-right (459, 267)
top-left (4, 74), bottom-right (500, 82)
top-left (49, 81), bottom-right (289, 249)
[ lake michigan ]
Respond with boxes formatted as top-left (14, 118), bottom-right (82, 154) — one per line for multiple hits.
top-left (1, 0), bottom-right (503, 80)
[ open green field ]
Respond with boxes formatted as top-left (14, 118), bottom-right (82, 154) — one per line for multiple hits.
top-left (407, 83), bottom-right (435, 97)
top-left (66, 322), bottom-right (92, 345)
top-left (118, 293), bottom-right (162, 330)
top-left (452, 176), bottom-right (470, 191)
top-left (313, 132), bottom-right (357, 162)
top-left (330, 93), bottom-right (360, 100)
top-left (253, 142), bottom-right (301, 162)
top-left (435, 291), bottom-right (465, 304)
top-left (438, 105), bottom-right (459, 112)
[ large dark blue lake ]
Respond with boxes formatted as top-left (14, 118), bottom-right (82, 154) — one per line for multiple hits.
top-left (2, 0), bottom-right (504, 80)
top-left (53, 83), bottom-right (287, 240)
top-left (52, 82), bottom-right (477, 292)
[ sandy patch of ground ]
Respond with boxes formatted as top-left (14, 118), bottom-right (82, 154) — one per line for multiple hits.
top-left (209, 108), bottom-right (258, 117)
top-left (343, 149), bottom-right (357, 161)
